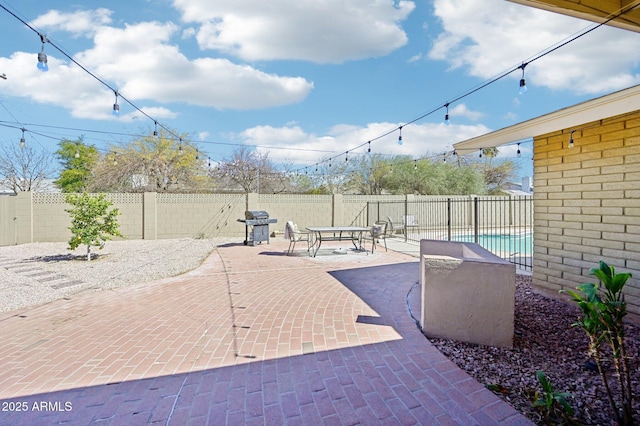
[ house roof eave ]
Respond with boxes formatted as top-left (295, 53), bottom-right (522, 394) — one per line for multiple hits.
top-left (453, 84), bottom-right (640, 154)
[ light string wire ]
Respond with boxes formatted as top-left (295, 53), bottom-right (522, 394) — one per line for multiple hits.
top-left (1, 1), bottom-right (639, 174)
top-left (290, 0), bottom-right (640, 173)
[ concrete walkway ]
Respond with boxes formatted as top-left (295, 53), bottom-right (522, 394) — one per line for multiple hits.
top-left (0, 239), bottom-right (531, 425)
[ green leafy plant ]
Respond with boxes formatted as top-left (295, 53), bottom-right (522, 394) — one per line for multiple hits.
top-left (65, 193), bottom-right (123, 261)
top-left (532, 370), bottom-right (574, 423)
top-left (560, 261), bottom-right (634, 425)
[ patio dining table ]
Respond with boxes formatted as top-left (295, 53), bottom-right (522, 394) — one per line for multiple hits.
top-left (306, 226), bottom-right (370, 257)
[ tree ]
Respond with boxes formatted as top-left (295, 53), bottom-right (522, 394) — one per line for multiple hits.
top-left (88, 129), bottom-right (212, 193)
top-left (54, 138), bottom-right (99, 193)
top-left (215, 147), bottom-right (288, 193)
top-left (65, 192), bottom-right (123, 261)
top-left (0, 142), bottom-right (55, 194)
top-left (482, 160), bottom-right (517, 195)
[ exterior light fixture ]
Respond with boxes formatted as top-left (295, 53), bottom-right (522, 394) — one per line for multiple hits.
top-left (569, 130), bottom-right (576, 148)
top-left (37, 34), bottom-right (48, 72)
top-left (518, 63), bottom-right (528, 95)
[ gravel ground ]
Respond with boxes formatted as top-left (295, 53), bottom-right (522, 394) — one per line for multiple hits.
top-left (0, 238), bottom-right (227, 313)
top-left (430, 274), bottom-right (640, 425)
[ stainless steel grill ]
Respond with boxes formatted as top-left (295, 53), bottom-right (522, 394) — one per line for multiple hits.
top-left (237, 210), bottom-right (277, 246)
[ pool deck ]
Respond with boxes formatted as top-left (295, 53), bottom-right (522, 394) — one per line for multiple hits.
top-left (0, 239), bottom-right (532, 425)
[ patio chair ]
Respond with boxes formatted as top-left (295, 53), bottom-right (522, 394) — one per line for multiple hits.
top-left (403, 215), bottom-right (419, 231)
top-left (364, 221), bottom-right (388, 253)
top-left (387, 216), bottom-right (402, 234)
top-left (284, 221), bottom-right (310, 255)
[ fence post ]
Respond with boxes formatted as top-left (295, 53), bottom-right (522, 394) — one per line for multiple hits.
top-left (474, 197), bottom-right (479, 244)
top-left (447, 198), bottom-right (452, 241)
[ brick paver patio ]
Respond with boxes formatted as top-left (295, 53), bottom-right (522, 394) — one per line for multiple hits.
top-left (0, 240), bottom-right (531, 425)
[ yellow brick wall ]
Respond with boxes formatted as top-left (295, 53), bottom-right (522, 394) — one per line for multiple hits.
top-left (532, 111), bottom-right (640, 321)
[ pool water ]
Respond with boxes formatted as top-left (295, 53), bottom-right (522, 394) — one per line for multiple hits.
top-left (451, 233), bottom-right (532, 256)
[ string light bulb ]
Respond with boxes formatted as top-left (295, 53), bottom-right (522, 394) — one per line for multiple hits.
top-left (367, 141), bottom-right (371, 153)
top-left (444, 103), bottom-right (450, 126)
top-left (195, 149), bottom-right (199, 160)
top-left (178, 139), bottom-right (183, 154)
top-left (569, 130), bottom-right (576, 148)
top-left (19, 128), bottom-right (25, 148)
top-left (112, 152), bottom-right (118, 166)
top-left (398, 126), bottom-right (403, 145)
top-left (37, 34), bottom-right (48, 72)
top-left (517, 143), bottom-right (521, 158)
top-left (479, 148), bottom-right (483, 158)
top-left (153, 121), bottom-right (158, 138)
top-left (74, 146), bottom-right (80, 159)
top-left (414, 159), bottom-right (417, 171)
top-left (518, 63), bottom-right (528, 95)
top-left (112, 91), bottom-right (120, 116)
top-left (345, 151), bottom-right (349, 163)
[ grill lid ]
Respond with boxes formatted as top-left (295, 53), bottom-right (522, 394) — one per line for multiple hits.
top-left (245, 210), bottom-right (269, 220)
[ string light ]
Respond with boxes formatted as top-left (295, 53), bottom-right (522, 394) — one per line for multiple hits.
top-left (112, 151), bottom-right (118, 166)
top-left (74, 143), bottom-right (80, 158)
top-left (178, 138), bottom-right (183, 154)
top-left (479, 148), bottom-right (483, 158)
top-left (112, 91), bottom-right (120, 116)
top-left (345, 151), bottom-right (349, 163)
top-left (398, 126), bottom-right (403, 145)
top-left (517, 143), bottom-right (521, 157)
top-left (195, 149), bottom-right (199, 160)
top-left (444, 103), bottom-right (450, 126)
top-left (568, 130), bottom-right (576, 148)
top-left (414, 159), bottom-right (417, 171)
top-left (208, 157), bottom-right (211, 167)
top-left (19, 128), bottom-right (25, 148)
top-left (367, 141), bottom-right (371, 153)
top-left (1, 1), bottom-right (630, 176)
top-left (153, 121), bottom-right (158, 138)
top-left (37, 33), bottom-right (48, 72)
top-left (518, 63), bottom-right (528, 95)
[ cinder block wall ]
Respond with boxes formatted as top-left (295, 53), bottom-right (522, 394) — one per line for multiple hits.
top-left (533, 110), bottom-right (640, 321)
top-left (155, 193), bottom-right (246, 239)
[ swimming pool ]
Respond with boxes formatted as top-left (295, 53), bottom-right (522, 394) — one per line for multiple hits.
top-left (451, 233), bottom-right (532, 256)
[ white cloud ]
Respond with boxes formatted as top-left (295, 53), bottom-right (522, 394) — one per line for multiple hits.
top-left (1, 13), bottom-right (314, 119)
top-left (429, 0), bottom-right (640, 95)
top-left (450, 103), bottom-right (483, 121)
top-left (172, 0), bottom-right (415, 63)
top-left (241, 121), bottom-right (491, 164)
top-left (31, 8), bottom-right (113, 37)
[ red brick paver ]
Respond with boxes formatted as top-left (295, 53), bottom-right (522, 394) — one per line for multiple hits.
top-left (0, 240), bottom-right (531, 425)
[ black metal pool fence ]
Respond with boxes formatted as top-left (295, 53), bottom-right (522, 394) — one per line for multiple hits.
top-left (367, 196), bottom-right (533, 271)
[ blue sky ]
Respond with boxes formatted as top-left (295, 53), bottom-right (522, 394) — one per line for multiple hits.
top-left (1, 0), bottom-right (640, 182)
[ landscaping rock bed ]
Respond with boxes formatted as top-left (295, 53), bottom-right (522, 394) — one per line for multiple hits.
top-left (429, 274), bottom-right (640, 425)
